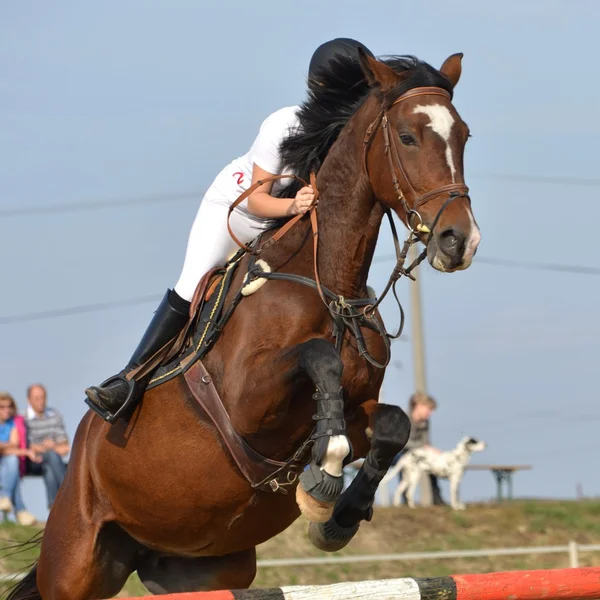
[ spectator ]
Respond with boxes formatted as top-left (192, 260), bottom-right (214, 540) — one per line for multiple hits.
top-left (25, 384), bottom-right (69, 508)
top-left (0, 392), bottom-right (37, 525)
top-left (391, 392), bottom-right (447, 506)
top-left (8, 394), bottom-right (30, 483)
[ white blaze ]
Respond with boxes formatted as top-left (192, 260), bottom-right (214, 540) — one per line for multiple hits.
top-left (413, 104), bottom-right (456, 182)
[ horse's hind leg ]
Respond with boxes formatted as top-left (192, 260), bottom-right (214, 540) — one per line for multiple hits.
top-left (136, 548), bottom-right (257, 594)
top-left (308, 402), bottom-right (410, 551)
top-left (38, 513), bottom-right (139, 600)
top-left (295, 339), bottom-right (351, 524)
top-left (36, 429), bottom-right (139, 600)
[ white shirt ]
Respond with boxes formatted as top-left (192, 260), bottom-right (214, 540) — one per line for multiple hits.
top-left (210, 106), bottom-right (301, 215)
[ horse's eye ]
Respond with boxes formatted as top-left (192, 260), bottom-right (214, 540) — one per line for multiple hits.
top-left (400, 134), bottom-right (416, 146)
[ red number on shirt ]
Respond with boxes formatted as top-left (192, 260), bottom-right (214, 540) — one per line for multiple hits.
top-left (233, 172), bottom-right (244, 185)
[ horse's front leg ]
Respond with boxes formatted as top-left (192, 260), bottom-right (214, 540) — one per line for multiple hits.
top-left (295, 339), bottom-right (351, 523)
top-left (308, 402), bottom-right (410, 551)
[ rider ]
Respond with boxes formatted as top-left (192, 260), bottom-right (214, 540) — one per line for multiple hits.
top-left (85, 38), bottom-right (375, 423)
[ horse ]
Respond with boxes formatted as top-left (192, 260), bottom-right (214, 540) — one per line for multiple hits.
top-left (8, 50), bottom-right (480, 599)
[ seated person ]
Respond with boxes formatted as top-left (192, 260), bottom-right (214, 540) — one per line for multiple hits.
top-left (25, 384), bottom-right (69, 509)
top-left (0, 392), bottom-right (37, 525)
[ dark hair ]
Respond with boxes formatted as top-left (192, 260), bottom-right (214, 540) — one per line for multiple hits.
top-left (278, 55), bottom-right (452, 199)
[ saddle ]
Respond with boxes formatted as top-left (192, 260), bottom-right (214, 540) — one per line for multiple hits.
top-left (148, 255), bottom-right (243, 390)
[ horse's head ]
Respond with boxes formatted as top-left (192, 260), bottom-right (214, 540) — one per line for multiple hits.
top-left (359, 52), bottom-right (480, 272)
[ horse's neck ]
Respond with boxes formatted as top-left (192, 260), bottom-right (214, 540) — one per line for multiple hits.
top-left (313, 121), bottom-right (384, 298)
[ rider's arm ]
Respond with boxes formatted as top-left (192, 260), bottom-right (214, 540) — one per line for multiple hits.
top-left (247, 164), bottom-right (313, 218)
top-left (246, 109), bottom-right (314, 218)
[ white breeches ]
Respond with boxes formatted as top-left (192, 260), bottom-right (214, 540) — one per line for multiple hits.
top-left (174, 188), bottom-right (273, 302)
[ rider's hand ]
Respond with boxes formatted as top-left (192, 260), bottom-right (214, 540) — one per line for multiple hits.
top-left (288, 186), bottom-right (315, 215)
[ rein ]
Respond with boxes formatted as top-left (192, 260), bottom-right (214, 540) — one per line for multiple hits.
top-left (227, 171), bottom-right (329, 310)
top-left (226, 85), bottom-right (471, 368)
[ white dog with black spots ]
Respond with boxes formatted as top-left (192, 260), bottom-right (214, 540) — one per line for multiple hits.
top-left (381, 436), bottom-right (486, 510)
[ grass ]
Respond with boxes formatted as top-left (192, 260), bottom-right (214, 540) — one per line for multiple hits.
top-left (2, 500), bottom-right (600, 597)
top-left (253, 499), bottom-right (600, 587)
top-left (0, 523), bottom-right (42, 574)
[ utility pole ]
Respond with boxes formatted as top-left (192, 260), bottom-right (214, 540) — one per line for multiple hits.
top-left (408, 243), bottom-right (433, 506)
top-left (409, 243), bottom-right (427, 395)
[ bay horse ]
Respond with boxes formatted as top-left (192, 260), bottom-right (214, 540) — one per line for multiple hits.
top-left (8, 50), bottom-right (480, 599)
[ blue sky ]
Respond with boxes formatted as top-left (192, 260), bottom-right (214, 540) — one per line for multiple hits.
top-left (1, 1), bottom-right (599, 520)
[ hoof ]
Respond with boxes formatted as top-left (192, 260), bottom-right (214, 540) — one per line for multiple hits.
top-left (308, 518), bottom-right (359, 552)
top-left (296, 484), bottom-right (335, 523)
top-left (296, 465), bottom-right (344, 523)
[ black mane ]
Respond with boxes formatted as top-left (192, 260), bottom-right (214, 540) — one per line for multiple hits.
top-left (278, 55), bottom-right (453, 198)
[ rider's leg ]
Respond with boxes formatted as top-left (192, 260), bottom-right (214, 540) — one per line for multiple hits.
top-left (84, 288), bottom-right (191, 421)
top-left (174, 196), bottom-right (268, 301)
top-left (85, 192), bottom-right (268, 422)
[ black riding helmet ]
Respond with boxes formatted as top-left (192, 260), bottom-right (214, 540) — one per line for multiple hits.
top-left (308, 37), bottom-right (374, 83)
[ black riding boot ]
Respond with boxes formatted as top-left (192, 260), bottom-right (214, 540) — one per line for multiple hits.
top-left (85, 289), bottom-right (190, 423)
top-left (430, 474), bottom-right (448, 506)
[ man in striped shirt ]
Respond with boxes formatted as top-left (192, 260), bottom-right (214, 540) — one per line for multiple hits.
top-left (25, 384), bottom-right (69, 508)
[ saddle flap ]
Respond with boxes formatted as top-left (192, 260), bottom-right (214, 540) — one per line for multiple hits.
top-left (166, 268), bottom-right (226, 363)
top-left (190, 267), bottom-right (225, 318)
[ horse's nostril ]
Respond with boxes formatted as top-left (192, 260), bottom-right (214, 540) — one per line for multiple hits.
top-left (438, 229), bottom-right (465, 256)
top-left (441, 229), bottom-right (458, 245)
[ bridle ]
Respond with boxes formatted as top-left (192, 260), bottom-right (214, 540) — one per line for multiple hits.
top-left (226, 85), bottom-right (472, 368)
top-left (364, 87), bottom-right (470, 227)
top-left (361, 86), bottom-right (471, 315)
top-left (351, 85), bottom-right (472, 330)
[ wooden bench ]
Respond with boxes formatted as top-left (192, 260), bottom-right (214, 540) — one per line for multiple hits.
top-left (465, 464), bottom-right (532, 502)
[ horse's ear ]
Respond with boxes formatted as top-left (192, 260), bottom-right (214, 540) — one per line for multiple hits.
top-left (359, 49), bottom-right (401, 92)
top-left (440, 53), bottom-right (463, 88)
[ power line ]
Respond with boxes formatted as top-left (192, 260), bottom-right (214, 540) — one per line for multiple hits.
top-left (0, 191), bottom-right (201, 218)
top-left (476, 257), bottom-right (600, 275)
top-left (0, 294), bottom-right (161, 325)
top-left (1, 171), bottom-right (599, 219)
top-left (2, 253), bottom-right (598, 325)
top-left (470, 173), bottom-right (600, 187)
top-left (372, 254), bottom-right (600, 275)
